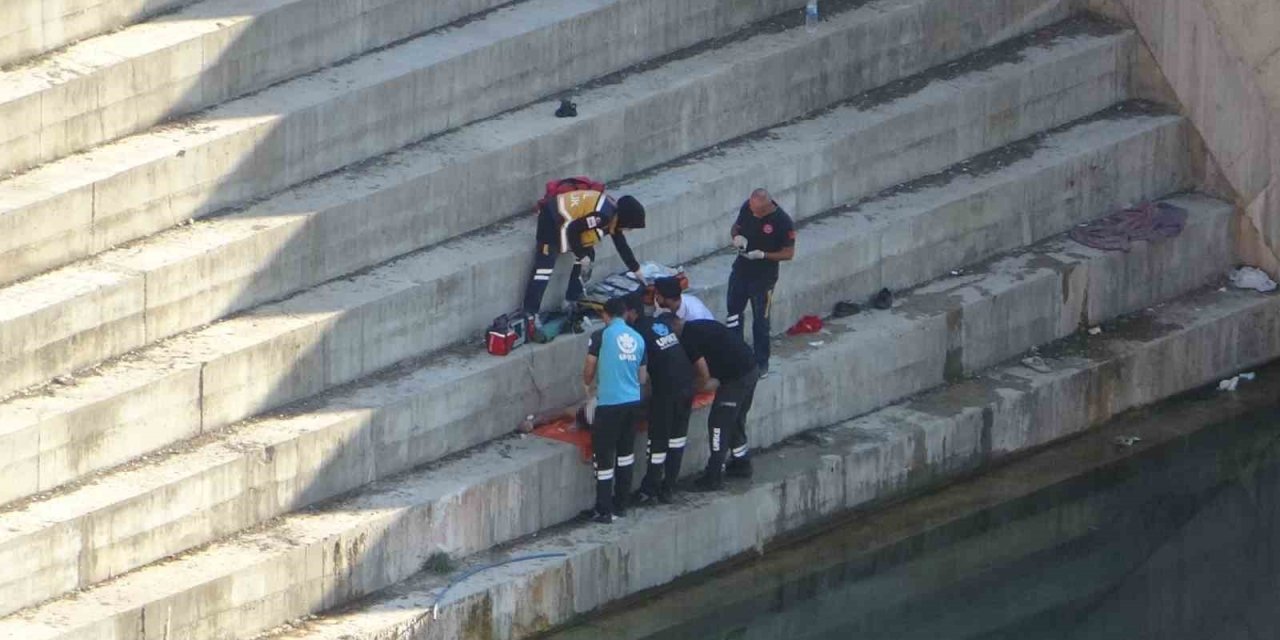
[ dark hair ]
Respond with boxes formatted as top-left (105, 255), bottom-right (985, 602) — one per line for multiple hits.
top-left (655, 311), bottom-right (679, 325)
top-left (616, 195), bottom-right (646, 229)
top-left (654, 276), bottom-right (682, 299)
top-left (603, 296), bottom-right (628, 317)
top-left (623, 291), bottom-right (645, 313)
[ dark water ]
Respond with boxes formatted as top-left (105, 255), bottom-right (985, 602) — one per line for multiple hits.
top-left (548, 366), bottom-right (1280, 640)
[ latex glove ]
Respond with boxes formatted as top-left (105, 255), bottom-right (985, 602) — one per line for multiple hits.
top-left (628, 270), bottom-right (647, 285)
top-left (576, 255), bottom-right (593, 280)
top-left (732, 235), bottom-right (749, 251)
top-left (584, 397), bottom-right (598, 424)
top-left (744, 250), bottom-right (766, 260)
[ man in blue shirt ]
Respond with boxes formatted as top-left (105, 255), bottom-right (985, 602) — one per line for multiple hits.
top-left (582, 297), bottom-right (648, 523)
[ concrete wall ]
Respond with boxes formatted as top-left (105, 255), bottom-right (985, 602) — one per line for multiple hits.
top-left (1088, 0), bottom-right (1280, 275)
top-left (0, 0), bottom-right (193, 67)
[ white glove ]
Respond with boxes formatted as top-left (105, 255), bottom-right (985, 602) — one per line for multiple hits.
top-left (576, 255), bottom-right (593, 280)
top-left (584, 397), bottom-right (598, 424)
top-left (732, 235), bottom-right (749, 251)
top-left (745, 250), bottom-right (766, 260)
top-left (627, 270), bottom-right (646, 285)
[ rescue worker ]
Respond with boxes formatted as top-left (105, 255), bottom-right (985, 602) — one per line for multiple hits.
top-left (728, 188), bottom-right (795, 377)
top-left (523, 178), bottom-right (647, 314)
top-left (653, 276), bottom-right (715, 322)
top-left (581, 297), bottom-right (648, 523)
top-left (622, 294), bottom-right (695, 505)
top-left (661, 314), bottom-right (758, 491)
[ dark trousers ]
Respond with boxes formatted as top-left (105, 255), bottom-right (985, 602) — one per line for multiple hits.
top-left (522, 244), bottom-right (593, 314)
top-left (726, 270), bottom-right (774, 368)
top-left (639, 391), bottom-right (694, 495)
top-left (591, 402), bottom-right (640, 515)
top-left (523, 207), bottom-right (594, 314)
top-left (705, 369), bottom-right (758, 478)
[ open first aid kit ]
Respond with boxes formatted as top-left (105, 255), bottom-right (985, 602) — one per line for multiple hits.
top-left (486, 311), bottom-right (536, 356)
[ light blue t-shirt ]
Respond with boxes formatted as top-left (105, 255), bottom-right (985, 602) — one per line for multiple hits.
top-left (589, 318), bottom-right (647, 407)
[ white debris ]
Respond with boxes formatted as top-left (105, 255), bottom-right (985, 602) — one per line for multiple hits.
top-left (1088, 326), bottom-right (1102, 336)
top-left (1218, 377), bottom-right (1239, 391)
top-left (1228, 266), bottom-right (1277, 292)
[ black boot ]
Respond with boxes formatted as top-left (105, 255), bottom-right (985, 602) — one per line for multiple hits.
top-left (726, 457), bottom-right (754, 479)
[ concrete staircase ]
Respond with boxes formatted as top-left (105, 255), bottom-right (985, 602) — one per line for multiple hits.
top-left (0, 1), bottom-right (1267, 638)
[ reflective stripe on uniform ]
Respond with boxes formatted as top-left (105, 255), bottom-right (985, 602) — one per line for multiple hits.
top-left (668, 437), bottom-right (687, 449)
top-left (616, 454), bottom-right (635, 467)
top-left (650, 452), bottom-right (668, 464)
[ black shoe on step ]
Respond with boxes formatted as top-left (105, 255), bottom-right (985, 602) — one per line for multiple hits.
top-left (632, 489), bottom-right (661, 507)
top-left (657, 486), bottom-right (675, 504)
top-left (726, 458), bottom-right (754, 479)
top-left (579, 508), bottom-right (613, 524)
top-left (693, 472), bottom-right (724, 492)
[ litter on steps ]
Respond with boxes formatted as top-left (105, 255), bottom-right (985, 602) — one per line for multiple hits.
top-left (1067, 201), bottom-right (1187, 251)
top-left (1228, 266), bottom-right (1277, 293)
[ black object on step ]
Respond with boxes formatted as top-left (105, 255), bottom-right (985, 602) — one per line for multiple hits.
top-left (872, 288), bottom-right (894, 310)
top-left (555, 99), bottom-right (578, 118)
top-left (833, 300), bottom-right (861, 317)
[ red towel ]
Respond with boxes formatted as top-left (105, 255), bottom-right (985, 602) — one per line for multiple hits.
top-left (787, 315), bottom-right (824, 336)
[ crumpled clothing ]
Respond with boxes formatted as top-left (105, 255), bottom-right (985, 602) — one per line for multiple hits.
top-left (1068, 201), bottom-right (1188, 252)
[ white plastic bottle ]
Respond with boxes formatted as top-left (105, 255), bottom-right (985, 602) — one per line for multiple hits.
top-left (805, 0), bottom-right (819, 33)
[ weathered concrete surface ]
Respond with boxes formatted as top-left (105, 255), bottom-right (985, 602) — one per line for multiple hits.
top-left (0, 195), bottom-right (1230, 619)
top-left (0, 0), bottom-right (842, 285)
top-left (0, 0), bottom-right (519, 174)
top-left (0, 0), bottom-right (194, 68)
top-left (0, 29), bottom-right (1133, 507)
top-left (0, 12), bottom-right (1108, 401)
top-left (1086, 0), bottom-right (1280, 276)
top-left (254, 284), bottom-right (1280, 640)
top-left (686, 111), bottom-right (1191, 336)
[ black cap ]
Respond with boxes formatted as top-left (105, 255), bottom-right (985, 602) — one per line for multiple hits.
top-left (654, 276), bottom-right (682, 299)
top-left (616, 195), bottom-right (646, 229)
top-left (655, 311), bottom-right (679, 324)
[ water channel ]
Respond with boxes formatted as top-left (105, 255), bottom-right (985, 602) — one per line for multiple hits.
top-left (544, 362), bottom-right (1280, 640)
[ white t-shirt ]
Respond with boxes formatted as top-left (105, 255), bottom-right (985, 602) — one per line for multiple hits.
top-left (675, 293), bottom-right (715, 322)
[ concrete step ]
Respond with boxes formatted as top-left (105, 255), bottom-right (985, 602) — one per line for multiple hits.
top-left (0, 197), bottom-right (1235, 637)
top-left (0, 27), bottom-right (1137, 504)
top-left (251, 287), bottom-right (1280, 640)
top-left (0, 0), bottom-right (517, 174)
top-left (0, 131), bottom-right (1204, 615)
top-left (0, 3), bottom-right (1092, 399)
top-left (0, 0), bottom-right (193, 68)
top-left (0, 195), bottom-right (1233, 624)
top-left (685, 107), bottom-right (1193, 338)
top-left (0, 0), bottom-right (846, 286)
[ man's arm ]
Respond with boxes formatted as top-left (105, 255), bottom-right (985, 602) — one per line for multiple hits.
top-left (692, 357), bottom-right (713, 392)
top-left (765, 246), bottom-right (795, 262)
top-left (583, 355), bottom-right (598, 394)
top-left (730, 201), bottom-right (750, 240)
top-left (609, 230), bottom-right (642, 274)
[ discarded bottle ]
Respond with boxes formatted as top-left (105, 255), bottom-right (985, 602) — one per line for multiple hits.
top-left (805, 0), bottom-right (819, 33)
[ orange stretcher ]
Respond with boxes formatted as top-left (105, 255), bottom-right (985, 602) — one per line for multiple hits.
top-left (532, 391), bottom-right (716, 462)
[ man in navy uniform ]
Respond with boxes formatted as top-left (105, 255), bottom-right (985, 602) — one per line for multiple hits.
top-left (622, 294), bottom-right (695, 504)
top-left (727, 188), bottom-right (795, 377)
top-left (662, 315), bottom-right (758, 491)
